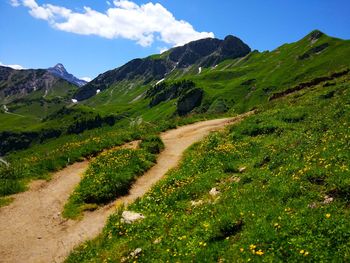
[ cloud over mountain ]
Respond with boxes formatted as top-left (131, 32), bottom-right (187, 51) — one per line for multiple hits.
top-left (0, 61), bottom-right (25, 70)
top-left (13, 0), bottom-right (214, 47)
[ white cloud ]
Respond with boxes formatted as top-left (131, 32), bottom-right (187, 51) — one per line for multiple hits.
top-left (12, 0), bottom-right (214, 47)
top-left (10, 0), bottom-right (20, 7)
top-left (106, 1), bottom-right (111, 6)
top-left (0, 61), bottom-right (26, 70)
top-left (80, 76), bottom-right (92, 82)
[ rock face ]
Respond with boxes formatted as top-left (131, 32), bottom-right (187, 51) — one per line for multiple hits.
top-left (308, 30), bottom-right (324, 42)
top-left (146, 80), bottom-right (196, 107)
top-left (47, 63), bottom-right (87, 87)
top-left (177, 88), bottom-right (204, 116)
top-left (74, 35), bottom-right (251, 101)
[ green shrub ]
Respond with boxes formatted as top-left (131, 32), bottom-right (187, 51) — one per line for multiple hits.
top-left (140, 135), bottom-right (165, 154)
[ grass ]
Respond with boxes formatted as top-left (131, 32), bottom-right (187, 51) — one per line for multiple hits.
top-left (63, 148), bottom-right (156, 219)
top-left (0, 123), bottom-right (148, 199)
top-left (0, 197), bottom-right (13, 207)
top-left (63, 135), bottom-right (163, 219)
top-left (66, 76), bottom-right (349, 262)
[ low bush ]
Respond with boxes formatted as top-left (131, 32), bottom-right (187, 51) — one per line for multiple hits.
top-left (140, 135), bottom-right (164, 154)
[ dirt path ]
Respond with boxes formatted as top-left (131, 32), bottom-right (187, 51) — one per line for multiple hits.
top-left (0, 113), bottom-right (252, 263)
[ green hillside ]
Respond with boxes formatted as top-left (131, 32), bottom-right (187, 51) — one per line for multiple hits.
top-left (67, 66), bottom-right (350, 263)
top-left (81, 30), bottom-right (350, 118)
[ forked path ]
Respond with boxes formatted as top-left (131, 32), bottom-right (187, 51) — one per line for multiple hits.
top-left (0, 113), bottom-right (252, 263)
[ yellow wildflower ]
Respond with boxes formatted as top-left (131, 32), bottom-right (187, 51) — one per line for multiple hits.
top-left (249, 244), bottom-right (257, 250)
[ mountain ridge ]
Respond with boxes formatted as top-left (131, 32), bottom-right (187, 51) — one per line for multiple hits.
top-left (74, 35), bottom-right (251, 101)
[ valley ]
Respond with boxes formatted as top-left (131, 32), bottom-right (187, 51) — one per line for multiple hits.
top-left (0, 29), bottom-right (349, 262)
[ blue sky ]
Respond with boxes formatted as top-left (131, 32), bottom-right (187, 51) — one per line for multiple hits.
top-left (1, 0), bottom-right (349, 80)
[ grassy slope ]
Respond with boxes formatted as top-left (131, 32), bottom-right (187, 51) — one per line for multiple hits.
top-left (0, 79), bottom-right (78, 131)
top-left (67, 76), bottom-right (349, 262)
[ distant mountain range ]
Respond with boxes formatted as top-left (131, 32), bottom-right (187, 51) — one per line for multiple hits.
top-left (47, 63), bottom-right (87, 87)
top-left (1, 30), bottom-right (350, 124)
top-left (0, 63), bottom-right (87, 104)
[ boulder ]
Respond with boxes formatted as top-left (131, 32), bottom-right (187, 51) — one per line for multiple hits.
top-left (121, 211), bottom-right (145, 224)
top-left (177, 88), bottom-right (203, 116)
top-left (209, 187), bottom-right (220, 197)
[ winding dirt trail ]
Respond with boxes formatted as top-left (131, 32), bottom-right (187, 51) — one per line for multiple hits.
top-left (0, 113), bottom-right (252, 263)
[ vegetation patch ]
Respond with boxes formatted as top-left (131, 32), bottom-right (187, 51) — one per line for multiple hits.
top-left (63, 135), bottom-right (163, 219)
top-left (63, 148), bottom-right (156, 219)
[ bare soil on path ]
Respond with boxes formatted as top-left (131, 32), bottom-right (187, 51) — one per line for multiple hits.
top-left (0, 113), bottom-right (252, 263)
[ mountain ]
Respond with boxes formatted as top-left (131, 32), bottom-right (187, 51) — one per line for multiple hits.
top-left (1, 30), bottom-right (349, 139)
top-left (47, 63), bottom-right (87, 87)
top-left (74, 35), bottom-right (251, 101)
top-left (72, 30), bottom-right (349, 117)
top-left (0, 66), bottom-right (78, 104)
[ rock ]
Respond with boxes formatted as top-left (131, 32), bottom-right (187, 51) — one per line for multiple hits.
top-left (148, 80), bottom-right (195, 107)
top-left (308, 30), bottom-right (324, 42)
top-left (239, 167), bottom-right (247, 173)
top-left (229, 177), bottom-right (241, 183)
top-left (209, 187), bottom-right (220, 197)
top-left (130, 248), bottom-right (142, 257)
top-left (177, 88), bottom-right (204, 116)
top-left (153, 237), bottom-right (162, 244)
top-left (191, 200), bottom-right (204, 206)
top-left (121, 211), bottom-right (145, 224)
top-left (323, 195), bottom-right (334, 204)
top-left (308, 202), bottom-right (318, 209)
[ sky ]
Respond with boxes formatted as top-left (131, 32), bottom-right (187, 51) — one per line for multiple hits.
top-left (1, 0), bottom-right (349, 81)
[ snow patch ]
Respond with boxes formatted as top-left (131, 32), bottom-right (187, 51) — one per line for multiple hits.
top-left (96, 89), bottom-right (101, 94)
top-left (71, 99), bottom-right (78, 103)
top-left (80, 77), bottom-right (92, 82)
top-left (156, 78), bottom-right (165, 85)
top-left (198, 67), bottom-right (202, 74)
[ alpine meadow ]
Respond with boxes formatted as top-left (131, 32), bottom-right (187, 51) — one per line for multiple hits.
top-left (0, 1), bottom-right (349, 262)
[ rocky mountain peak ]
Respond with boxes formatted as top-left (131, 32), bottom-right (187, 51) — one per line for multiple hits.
top-left (53, 63), bottom-right (66, 71)
top-left (48, 63), bottom-right (87, 87)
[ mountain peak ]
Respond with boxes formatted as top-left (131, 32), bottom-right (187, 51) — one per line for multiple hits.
top-left (52, 63), bottom-right (67, 74)
top-left (48, 63), bottom-right (87, 87)
top-left (54, 63), bottom-right (66, 70)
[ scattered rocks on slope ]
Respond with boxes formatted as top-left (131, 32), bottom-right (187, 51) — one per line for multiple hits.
top-left (323, 195), bottom-right (334, 204)
top-left (209, 187), bottom-right (220, 197)
top-left (130, 248), bottom-right (142, 257)
top-left (191, 200), bottom-right (204, 206)
top-left (239, 167), bottom-right (247, 173)
top-left (121, 211), bottom-right (145, 224)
